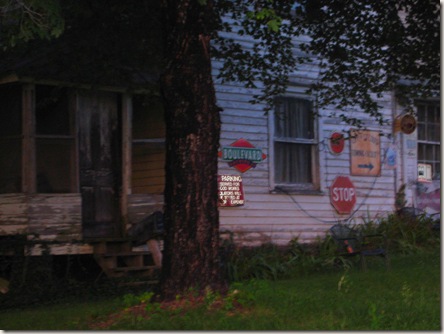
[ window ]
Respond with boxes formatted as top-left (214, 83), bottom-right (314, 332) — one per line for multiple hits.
top-left (0, 84), bottom-right (76, 194)
top-left (35, 86), bottom-right (76, 193)
top-left (272, 97), bottom-right (319, 191)
top-left (416, 100), bottom-right (440, 180)
top-left (0, 84), bottom-right (22, 193)
top-left (131, 95), bottom-right (165, 194)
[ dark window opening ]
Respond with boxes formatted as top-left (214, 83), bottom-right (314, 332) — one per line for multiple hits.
top-left (0, 84), bottom-right (22, 193)
top-left (35, 86), bottom-right (75, 193)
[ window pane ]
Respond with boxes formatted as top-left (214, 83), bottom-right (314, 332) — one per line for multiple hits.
top-left (293, 99), bottom-right (313, 139)
top-left (433, 162), bottom-right (440, 180)
top-left (36, 139), bottom-right (74, 193)
top-left (426, 105), bottom-right (435, 124)
top-left (434, 106), bottom-right (440, 123)
top-left (428, 124), bottom-right (440, 142)
top-left (416, 104), bottom-right (425, 121)
top-left (0, 139), bottom-right (22, 193)
top-left (275, 98), bottom-right (313, 139)
top-left (36, 86), bottom-right (71, 135)
top-left (424, 144), bottom-right (434, 162)
top-left (274, 142), bottom-right (312, 184)
top-left (0, 84), bottom-right (21, 136)
top-left (418, 143), bottom-right (425, 161)
top-left (417, 123), bottom-right (426, 141)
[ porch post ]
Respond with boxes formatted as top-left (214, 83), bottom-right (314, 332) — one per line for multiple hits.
top-left (121, 93), bottom-right (132, 228)
top-left (22, 84), bottom-right (36, 194)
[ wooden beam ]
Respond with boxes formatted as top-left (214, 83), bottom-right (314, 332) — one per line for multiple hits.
top-left (22, 84), bottom-right (36, 193)
top-left (121, 94), bottom-right (133, 224)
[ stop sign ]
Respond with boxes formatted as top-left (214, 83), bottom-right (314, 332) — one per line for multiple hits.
top-left (330, 176), bottom-right (356, 214)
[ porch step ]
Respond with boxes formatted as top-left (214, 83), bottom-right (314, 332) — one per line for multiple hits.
top-left (92, 239), bottom-right (162, 280)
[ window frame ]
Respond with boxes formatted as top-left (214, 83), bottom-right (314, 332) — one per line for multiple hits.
top-left (269, 95), bottom-right (320, 193)
top-left (0, 83), bottom-right (23, 193)
top-left (34, 85), bottom-right (77, 193)
top-left (416, 99), bottom-right (440, 180)
top-left (0, 83), bottom-right (79, 194)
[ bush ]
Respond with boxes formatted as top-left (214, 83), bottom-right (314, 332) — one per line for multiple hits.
top-left (376, 212), bottom-right (440, 254)
top-left (223, 236), bottom-right (353, 283)
top-left (223, 211), bottom-right (440, 282)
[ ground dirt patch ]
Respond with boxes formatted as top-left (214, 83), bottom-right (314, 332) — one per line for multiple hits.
top-left (88, 292), bottom-right (250, 330)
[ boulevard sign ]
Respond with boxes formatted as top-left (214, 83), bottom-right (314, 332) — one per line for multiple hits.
top-left (221, 147), bottom-right (263, 163)
top-left (218, 138), bottom-right (267, 173)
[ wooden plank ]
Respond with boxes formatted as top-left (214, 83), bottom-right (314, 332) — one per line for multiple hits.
top-left (27, 194), bottom-right (82, 240)
top-left (27, 243), bottom-right (93, 256)
top-left (128, 194), bottom-right (164, 203)
top-left (127, 193), bottom-right (164, 224)
top-left (0, 194), bottom-right (28, 227)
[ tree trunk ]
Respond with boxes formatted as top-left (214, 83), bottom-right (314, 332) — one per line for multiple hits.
top-left (159, 0), bottom-right (224, 300)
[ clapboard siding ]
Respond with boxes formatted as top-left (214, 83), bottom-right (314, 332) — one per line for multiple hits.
top-left (126, 194), bottom-right (163, 229)
top-left (215, 26), bottom-right (396, 244)
top-left (0, 194), bottom-right (28, 234)
top-left (132, 145), bottom-right (165, 194)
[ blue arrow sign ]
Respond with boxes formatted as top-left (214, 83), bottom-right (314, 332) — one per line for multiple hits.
top-left (358, 163), bottom-right (374, 170)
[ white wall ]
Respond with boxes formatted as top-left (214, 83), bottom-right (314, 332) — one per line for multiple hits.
top-left (214, 27), bottom-right (397, 245)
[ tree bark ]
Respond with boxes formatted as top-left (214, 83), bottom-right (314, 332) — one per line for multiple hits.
top-left (159, 0), bottom-right (224, 300)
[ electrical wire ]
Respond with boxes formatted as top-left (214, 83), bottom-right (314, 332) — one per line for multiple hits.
top-left (275, 136), bottom-right (391, 225)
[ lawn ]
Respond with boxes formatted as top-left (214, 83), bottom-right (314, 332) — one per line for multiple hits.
top-left (0, 249), bottom-right (440, 330)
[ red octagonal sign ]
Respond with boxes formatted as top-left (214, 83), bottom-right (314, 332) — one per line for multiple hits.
top-left (330, 176), bottom-right (356, 214)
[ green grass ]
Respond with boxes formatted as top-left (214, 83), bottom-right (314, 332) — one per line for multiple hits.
top-left (0, 248), bottom-right (440, 331)
top-left (0, 297), bottom-right (123, 330)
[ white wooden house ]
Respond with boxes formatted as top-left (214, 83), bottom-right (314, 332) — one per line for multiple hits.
top-left (0, 19), bottom-right (439, 265)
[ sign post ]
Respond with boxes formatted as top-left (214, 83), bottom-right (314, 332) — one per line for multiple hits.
top-left (330, 176), bottom-right (356, 214)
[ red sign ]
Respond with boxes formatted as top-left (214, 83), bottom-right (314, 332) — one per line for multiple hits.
top-left (218, 175), bottom-right (245, 207)
top-left (330, 176), bottom-right (356, 214)
top-left (329, 132), bottom-right (345, 155)
top-left (218, 138), bottom-right (267, 173)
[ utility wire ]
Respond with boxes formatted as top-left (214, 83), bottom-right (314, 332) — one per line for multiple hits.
top-left (276, 137), bottom-right (390, 225)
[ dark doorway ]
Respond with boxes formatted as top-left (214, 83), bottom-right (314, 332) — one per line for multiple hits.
top-left (78, 90), bottom-right (121, 239)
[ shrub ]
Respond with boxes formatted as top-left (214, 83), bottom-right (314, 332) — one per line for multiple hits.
top-left (224, 210), bottom-right (440, 282)
top-left (223, 236), bottom-right (353, 283)
top-left (377, 212), bottom-right (439, 254)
